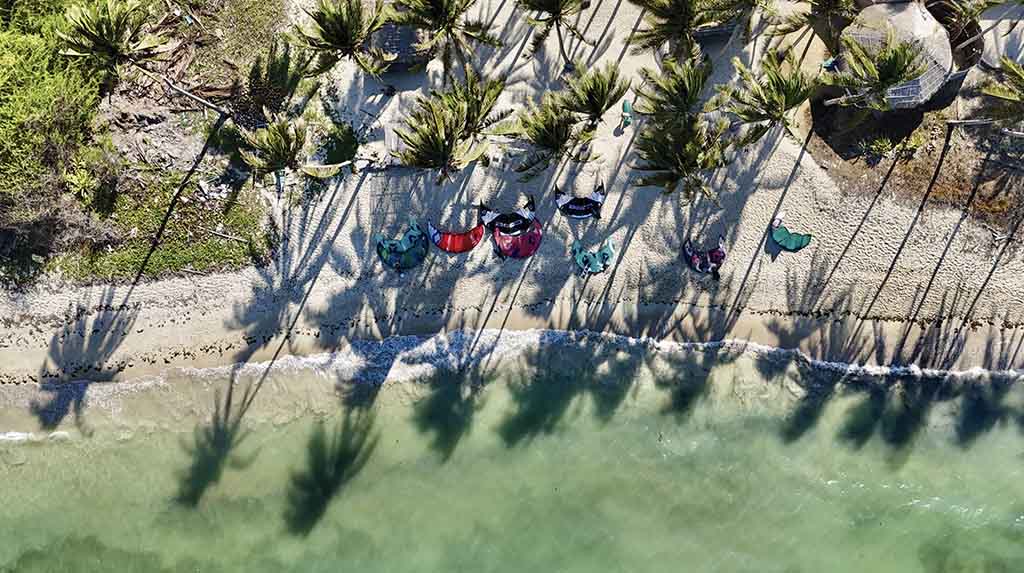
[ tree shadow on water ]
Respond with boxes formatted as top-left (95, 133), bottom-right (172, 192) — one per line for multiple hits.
top-left (284, 410), bottom-right (379, 536)
top-left (411, 365), bottom-right (489, 462)
top-left (175, 381), bottom-right (259, 507)
top-left (496, 340), bottom-right (644, 447)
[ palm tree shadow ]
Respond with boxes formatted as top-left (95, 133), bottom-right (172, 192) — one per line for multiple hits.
top-left (283, 410), bottom-right (380, 536)
top-left (31, 288), bottom-right (139, 433)
top-left (174, 382), bottom-right (259, 507)
top-left (411, 366), bottom-right (488, 461)
top-left (496, 338), bottom-right (644, 446)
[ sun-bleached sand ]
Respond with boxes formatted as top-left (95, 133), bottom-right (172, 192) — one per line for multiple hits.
top-left (1, 0), bottom-right (1023, 386)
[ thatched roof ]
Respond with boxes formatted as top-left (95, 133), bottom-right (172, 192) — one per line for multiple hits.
top-left (839, 2), bottom-right (953, 109)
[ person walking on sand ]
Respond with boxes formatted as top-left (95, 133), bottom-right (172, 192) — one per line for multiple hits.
top-left (684, 235), bottom-right (726, 281)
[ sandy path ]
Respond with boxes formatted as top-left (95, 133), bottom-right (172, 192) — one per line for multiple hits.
top-left (1, 0), bottom-right (1023, 385)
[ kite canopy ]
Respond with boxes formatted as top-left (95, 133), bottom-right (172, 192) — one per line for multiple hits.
top-left (376, 219), bottom-right (429, 271)
top-left (427, 221), bottom-right (484, 253)
top-left (771, 225), bottom-right (812, 252)
top-left (572, 240), bottom-right (615, 275)
top-left (493, 220), bottom-right (542, 259)
top-left (838, 2), bottom-right (953, 109)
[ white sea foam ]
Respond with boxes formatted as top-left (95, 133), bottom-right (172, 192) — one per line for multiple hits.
top-left (170, 328), bottom-right (1024, 387)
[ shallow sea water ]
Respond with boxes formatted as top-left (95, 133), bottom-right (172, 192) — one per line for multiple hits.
top-left (1, 331), bottom-right (1022, 572)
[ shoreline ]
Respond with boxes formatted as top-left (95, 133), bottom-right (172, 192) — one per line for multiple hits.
top-left (2, 294), bottom-right (1022, 387)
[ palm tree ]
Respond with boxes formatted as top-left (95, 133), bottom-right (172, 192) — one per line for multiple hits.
top-left (395, 95), bottom-right (488, 183)
top-left (768, 0), bottom-right (857, 54)
top-left (393, 68), bottom-right (506, 182)
top-left (562, 61), bottom-right (631, 129)
top-left (58, 0), bottom-right (228, 115)
top-left (627, 0), bottom-right (720, 60)
top-left (292, 0), bottom-right (396, 77)
top-left (508, 94), bottom-right (595, 179)
top-left (392, 0), bottom-right (502, 81)
top-left (951, 0), bottom-right (1024, 53)
top-left (633, 116), bottom-right (729, 202)
top-left (443, 66), bottom-right (510, 140)
top-left (823, 32), bottom-right (926, 111)
top-left (635, 45), bottom-right (712, 122)
top-left (516, 0), bottom-right (592, 71)
top-left (717, 50), bottom-right (816, 146)
top-left (240, 115), bottom-right (342, 196)
top-left (980, 56), bottom-right (1024, 136)
top-left (927, 0), bottom-right (1001, 54)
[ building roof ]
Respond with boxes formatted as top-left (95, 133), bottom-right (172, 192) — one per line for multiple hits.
top-left (839, 2), bottom-right (953, 109)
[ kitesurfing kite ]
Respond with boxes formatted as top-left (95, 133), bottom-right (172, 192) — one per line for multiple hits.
top-left (556, 183), bottom-right (606, 220)
top-left (770, 212), bottom-right (812, 253)
top-left (572, 239), bottom-right (615, 276)
top-left (426, 221), bottom-right (485, 253)
top-left (375, 218), bottom-right (429, 272)
top-left (480, 195), bottom-right (543, 260)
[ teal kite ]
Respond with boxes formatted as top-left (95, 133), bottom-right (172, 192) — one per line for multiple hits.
top-left (770, 213), bottom-right (812, 252)
top-left (376, 218), bottom-right (429, 272)
top-left (572, 239), bottom-right (616, 276)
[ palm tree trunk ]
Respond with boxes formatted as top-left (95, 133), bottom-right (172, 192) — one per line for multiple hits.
top-left (132, 64), bottom-right (232, 116)
top-left (824, 92), bottom-right (869, 107)
top-left (555, 24), bottom-right (572, 71)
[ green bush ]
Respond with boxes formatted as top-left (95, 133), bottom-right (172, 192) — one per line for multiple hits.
top-left (0, 30), bottom-right (98, 227)
top-left (2, 0), bottom-right (68, 34)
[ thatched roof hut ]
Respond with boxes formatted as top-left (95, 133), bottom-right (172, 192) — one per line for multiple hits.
top-left (839, 2), bottom-right (953, 109)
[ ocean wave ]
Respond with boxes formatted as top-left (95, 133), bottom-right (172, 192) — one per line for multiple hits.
top-left (171, 329), bottom-right (1024, 386)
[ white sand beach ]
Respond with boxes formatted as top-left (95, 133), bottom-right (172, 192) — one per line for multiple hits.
top-left (2, 0), bottom-right (1023, 385)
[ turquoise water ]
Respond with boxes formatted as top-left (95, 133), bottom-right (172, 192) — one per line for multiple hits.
top-left (1, 334), bottom-right (1022, 572)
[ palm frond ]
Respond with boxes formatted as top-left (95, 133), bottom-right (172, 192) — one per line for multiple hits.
top-left (636, 44), bottom-right (712, 122)
top-left (824, 30), bottom-right (926, 111)
top-left (515, 94), bottom-right (594, 178)
top-left (626, 0), bottom-right (720, 59)
top-left (240, 114), bottom-right (308, 175)
top-left (517, 0), bottom-right (590, 65)
top-left (394, 0), bottom-right (502, 81)
top-left (293, 0), bottom-right (395, 77)
top-left (562, 61), bottom-right (632, 127)
top-left (719, 50), bottom-right (817, 145)
top-left (58, 0), bottom-right (172, 69)
top-left (981, 56), bottom-right (1024, 127)
top-left (633, 115), bottom-right (729, 202)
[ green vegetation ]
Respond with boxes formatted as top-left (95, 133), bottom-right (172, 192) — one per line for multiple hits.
top-left (627, 0), bottom-right (722, 59)
top-left (51, 169), bottom-right (270, 282)
top-left (768, 0), bottom-right (857, 53)
top-left (512, 94), bottom-right (595, 179)
top-left (636, 46), bottom-right (712, 123)
top-left (392, 0), bottom-right (502, 80)
top-left (823, 31), bottom-right (927, 111)
top-left (634, 113), bottom-right (729, 202)
top-left (395, 67), bottom-right (506, 182)
top-left (516, 0), bottom-right (592, 70)
top-left (562, 61), bottom-right (631, 130)
top-left (292, 0), bottom-right (395, 77)
top-left (981, 56), bottom-right (1024, 132)
top-left (717, 50), bottom-right (817, 146)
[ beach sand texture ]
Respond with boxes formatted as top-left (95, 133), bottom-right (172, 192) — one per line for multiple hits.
top-left (1, 0), bottom-right (1023, 384)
